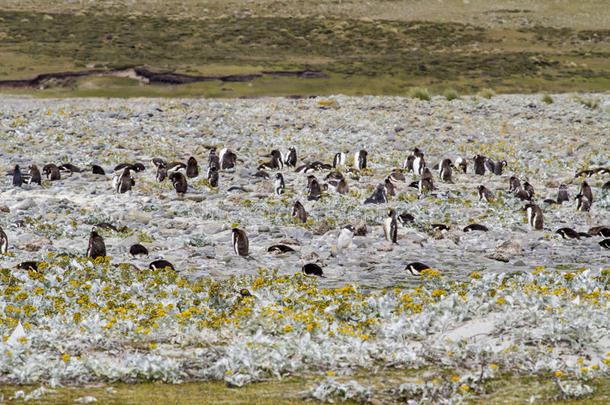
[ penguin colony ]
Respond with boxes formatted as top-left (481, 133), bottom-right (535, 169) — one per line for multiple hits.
top-left (3, 142), bottom-right (608, 278)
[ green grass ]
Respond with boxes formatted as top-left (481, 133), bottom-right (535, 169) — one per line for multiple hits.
top-left (0, 7), bottom-right (608, 97)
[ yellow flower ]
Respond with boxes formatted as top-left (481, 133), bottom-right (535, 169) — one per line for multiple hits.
top-left (459, 384), bottom-right (469, 391)
top-left (555, 371), bottom-right (563, 377)
top-left (490, 363), bottom-right (498, 369)
top-left (327, 371), bottom-right (335, 376)
top-left (451, 376), bottom-right (460, 382)
top-left (62, 353), bottom-right (71, 362)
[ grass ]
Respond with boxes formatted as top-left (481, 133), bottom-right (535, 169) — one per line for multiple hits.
top-left (1, 374), bottom-right (608, 404)
top-left (0, 5), bottom-right (608, 97)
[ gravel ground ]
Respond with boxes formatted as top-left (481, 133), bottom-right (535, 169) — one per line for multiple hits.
top-left (1, 94), bottom-right (608, 285)
top-left (0, 94), bottom-right (609, 399)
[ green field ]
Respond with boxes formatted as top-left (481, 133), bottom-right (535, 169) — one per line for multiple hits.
top-left (0, 0), bottom-right (608, 97)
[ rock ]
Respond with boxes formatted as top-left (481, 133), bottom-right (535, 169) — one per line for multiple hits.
top-left (12, 199), bottom-right (36, 211)
top-left (495, 238), bottom-right (521, 255)
top-left (17, 235), bottom-right (53, 251)
top-left (352, 219), bottom-right (367, 236)
top-left (486, 252), bottom-right (509, 262)
top-left (0, 205), bottom-right (9, 213)
top-left (376, 245), bottom-right (394, 252)
top-left (313, 220), bottom-right (330, 236)
top-left (513, 260), bottom-right (526, 266)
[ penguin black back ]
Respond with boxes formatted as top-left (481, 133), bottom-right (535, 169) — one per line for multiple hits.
top-left (149, 259), bottom-right (175, 271)
top-left (27, 164), bottom-right (42, 185)
top-left (293, 200), bottom-right (308, 223)
top-left (170, 172), bottom-right (188, 196)
top-left (302, 263), bottom-right (324, 277)
top-left (43, 163), bottom-right (61, 181)
top-left (186, 156), bottom-right (199, 178)
top-left (86, 230), bottom-right (106, 259)
top-left (12, 165), bottom-right (23, 187)
top-left (232, 228), bottom-right (249, 257)
top-left (129, 243), bottom-right (149, 257)
top-left (473, 155), bottom-right (486, 175)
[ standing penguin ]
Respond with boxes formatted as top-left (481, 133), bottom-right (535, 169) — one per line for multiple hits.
top-left (169, 172), bottom-right (188, 196)
top-left (208, 149), bottom-right (220, 171)
top-left (0, 226), bottom-right (8, 254)
top-left (115, 168), bottom-right (135, 193)
top-left (454, 157), bottom-right (467, 173)
top-left (219, 148), bottom-right (237, 170)
top-left (337, 224), bottom-right (355, 251)
top-left (333, 151), bottom-right (347, 168)
top-left (27, 165), bottom-right (41, 185)
top-left (525, 203), bottom-right (544, 230)
top-left (364, 184), bottom-right (388, 204)
top-left (207, 166), bottom-right (219, 188)
top-left (579, 181), bottom-right (593, 203)
top-left (12, 165), bottom-right (23, 187)
top-left (557, 184), bottom-right (570, 204)
top-left (412, 152), bottom-right (425, 175)
top-left (473, 155), bottom-right (486, 175)
top-left (383, 209), bottom-right (398, 244)
top-left (354, 149), bottom-right (368, 171)
top-left (478, 185), bottom-right (494, 202)
top-left (258, 150), bottom-right (284, 170)
top-left (86, 229), bottom-right (106, 259)
top-left (439, 159), bottom-right (453, 182)
top-left (186, 156), bottom-right (199, 178)
top-left (284, 147), bottom-right (297, 167)
top-left (274, 173), bottom-right (285, 195)
top-left (231, 228), bottom-right (249, 257)
top-left (575, 194), bottom-right (591, 212)
top-left (43, 163), bottom-right (61, 181)
top-left (509, 176), bottom-right (522, 193)
top-left (307, 175), bottom-right (323, 201)
top-left (293, 200), bottom-right (308, 222)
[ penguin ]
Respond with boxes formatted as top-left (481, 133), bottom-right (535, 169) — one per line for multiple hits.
top-left (403, 155), bottom-right (415, 172)
top-left (293, 201), bottom-right (308, 223)
top-left (354, 149), bottom-right (368, 170)
top-left (96, 222), bottom-right (119, 232)
top-left (267, 244), bottom-right (296, 254)
top-left (473, 155), bottom-right (486, 175)
top-left (253, 170), bottom-right (270, 179)
top-left (398, 212), bottom-right (415, 225)
top-left (525, 203), bottom-right (544, 230)
top-left (307, 175), bottom-right (323, 201)
top-left (431, 224), bottom-right (450, 231)
top-left (588, 226), bottom-right (610, 238)
top-left (156, 166), bottom-right (168, 182)
top-left (208, 149), bottom-right (221, 171)
top-left (186, 156), bottom-right (199, 178)
top-left (383, 209), bottom-right (398, 244)
top-left (509, 176), bottom-right (522, 193)
top-left (364, 184), bottom-right (388, 204)
top-left (114, 163), bottom-right (145, 172)
top-left (26, 165), bottom-right (41, 185)
top-left (129, 243), bottom-right (149, 257)
top-left (333, 152), bottom-right (347, 168)
top-left (15, 261), bottom-right (39, 271)
top-left (405, 262), bottom-right (430, 276)
top-left (169, 172), bottom-right (188, 196)
top-left (555, 228), bottom-right (581, 240)
top-left (274, 173), bottom-right (285, 195)
top-left (421, 167), bottom-right (433, 182)
top-left (284, 147), bottom-right (297, 167)
top-left (115, 168), bottom-right (135, 193)
top-left (575, 194), bottom-right (591, 212)
top-left (603, 180), bottom-right (610, 191)
top-left (302, 263), bottom-right (324, 277)
top-left (439, 159), bottom-right (453, 182)
top-left (384, 177), bottom-right (396, 196)
top-left (325, 171), bottom-right (345, 182)
top-left (149, 259), bottom-right (175, 271)
top-left (42, 163), bottom-right (61, 181)
top-left (494, 160), bottom-right (507, 175)
top-left (413, 154), bottom-right (425, 175)
top-left (557, 184), bottom-right (570, 204)
top-left (86, 229), bottom-right (106, 259)
top-left (91, 165), bottom-right (106, 175)
top-left (11, 165), bottom-right (22, 187)
top-left (337, 224), bottom-right (355, 250)
top-left (463, 224), bottom-right (489, 232)
top-left (207, 166), bottom-right (219, 188)
top-left (418, 178), bottom-right (434, 193)
top-left (515, 188), bottom-right (532, 201)
top-left (258, 150), bottom-right (284, 170)
top-left (58, 163), bottom-right (81, 175)
top-left (232, 228), bottom-right (249, 257)
top-left (454, 157), bottom-right (467, 173)
top-left (523, 181), bottom-right (535, 197)
top-left (579, 181), bottom-right (593, 203)
top-left (219, 148), bottom-right (237, 170)
top-left (478, 185), bottom-right (494, 202)
top-left (387, 171), bottom-right (406, 184)
top-left (0, 226), bottom-right (7, 254)
top-left (599, 239), bottom-right (610, 249)
top-left (166, 161), bottom-right (187, 174)
top-left (484, 158), bottom-right (496, 174)
top-left (329, 178), bottom-right (349, 194)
